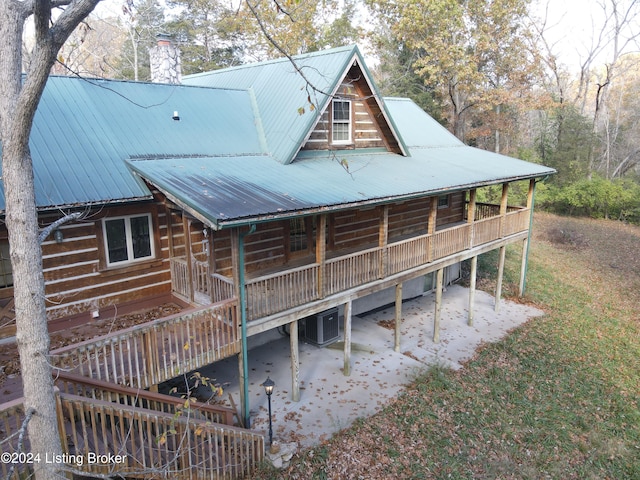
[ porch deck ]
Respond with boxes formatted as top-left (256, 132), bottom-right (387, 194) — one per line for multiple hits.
top-left (171, 206), bottom-right (531, 324)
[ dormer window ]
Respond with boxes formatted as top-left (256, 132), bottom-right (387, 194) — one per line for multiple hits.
top-left (331, 100), bottom-right (352, 144)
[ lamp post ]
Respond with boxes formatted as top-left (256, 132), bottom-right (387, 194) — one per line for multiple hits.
top-left (262, 376), bottom-right (275, 447)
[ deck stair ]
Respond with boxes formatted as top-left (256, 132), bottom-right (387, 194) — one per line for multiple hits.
top-left (1, 372), bottom-right (264, 479)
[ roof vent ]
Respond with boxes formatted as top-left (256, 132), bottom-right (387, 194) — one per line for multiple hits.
top-left (172, 111), bottom-right (180, 121)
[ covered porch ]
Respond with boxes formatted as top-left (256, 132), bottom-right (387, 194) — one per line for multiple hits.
top-left (169, 182), bottom-right (536, 328)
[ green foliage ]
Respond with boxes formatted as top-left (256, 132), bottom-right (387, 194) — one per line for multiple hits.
top-left (163, 0), bottom-right (244, 74)
top-left (537, 104), bottom-right (595, 187)
top-left (370, 37), bottom-right (446, 124)
top-left (115, 0), bottom-right (166, 81)
top-left (539, 175), bottom-right (640, 223)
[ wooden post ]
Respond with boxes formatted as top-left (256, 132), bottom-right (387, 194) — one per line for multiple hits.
top-left (290, 319), bottom-right (300, 402)
top-left (230, 229), bottom-right (246, 423)
top-left (428, 197), bottom-right (438, 235)
top-left (519, 238), bottom-right (528, 297)
top-left (205, 229), bottom-right (215, 301)
top-left (495, 245), bottom-right (506, 311)
top-left (394, 283), bottom-right (402, 352)
top-left (183, 216), bottom-right (194, 302)
top-left (166, 207), bottom-right (175, 259)
top-left (468, 255), bottom-right (477, 326)
top-left (519, 179), bottom-right (536, 296)
top-left (499, 183), bottom-right (509, 238)
top-left (343, 300), bottom-right (352, 376)
top-left (433, 268), bottom-right (443, 343)
top-left (379, 205), bottom-right (389, 279)
top-left (467, 189), bottom-right (476, 248)
top-left (428, 197), bottom-right (438, 262)
top-left (316, 214), bottom-right (326, 299)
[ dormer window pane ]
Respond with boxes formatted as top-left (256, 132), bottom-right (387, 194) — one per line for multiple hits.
top-left (332, 100), bottom-right (351, 143)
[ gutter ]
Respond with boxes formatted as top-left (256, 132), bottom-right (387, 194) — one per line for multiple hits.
top-left (238, 224), bottom-right (256, 428)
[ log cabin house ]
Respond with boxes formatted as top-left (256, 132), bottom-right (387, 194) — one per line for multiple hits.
top-left (0, 44), bottom-right (554, 478)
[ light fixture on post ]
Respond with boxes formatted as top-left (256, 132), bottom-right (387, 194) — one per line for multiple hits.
top-left (54, 229), bottom-right (64, 243)
top-left (262, 376), bottom-right (275, 448)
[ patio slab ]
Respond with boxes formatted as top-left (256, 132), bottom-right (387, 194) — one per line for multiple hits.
top-left (194, 285), bottom-right (545, 449)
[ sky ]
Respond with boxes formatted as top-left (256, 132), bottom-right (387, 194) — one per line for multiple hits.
top-left (530, 0), bottom-right (640, 72)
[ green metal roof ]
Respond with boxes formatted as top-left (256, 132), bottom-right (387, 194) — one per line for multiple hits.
top-left (128, 96), bottom-right (555, 229)
top-left (183, 45), bottom-right (408, 163)
top-left (1, 45), bottom-right (555, 221)
top-left (0, 76), bottom-right (263, 211)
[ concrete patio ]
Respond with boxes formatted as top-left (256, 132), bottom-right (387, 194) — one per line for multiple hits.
top-left (193, 284), bottom-right (545, 450)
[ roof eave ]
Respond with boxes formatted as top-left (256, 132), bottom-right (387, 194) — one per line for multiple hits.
top-left (213, 170), bottom-right (556, 229)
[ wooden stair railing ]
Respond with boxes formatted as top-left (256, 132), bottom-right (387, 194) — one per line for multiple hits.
top-left (54, 371), bottom-right (237, 427)
top-left (55, 391), bottom-right (264, 479)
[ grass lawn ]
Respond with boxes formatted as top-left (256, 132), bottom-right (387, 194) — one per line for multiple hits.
top-left (252, 213), bottom-right (640, 479)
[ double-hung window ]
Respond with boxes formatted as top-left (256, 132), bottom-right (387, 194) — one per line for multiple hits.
top-left (102, 214), bottom-right (154, 266)
top-left (331, 100), bottom-right (352, 144)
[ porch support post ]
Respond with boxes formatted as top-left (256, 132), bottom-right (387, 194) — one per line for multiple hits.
top-left (183, 216), bottom-right (194, 302)
top-left (379, 205), bottom-right (389, 279)
top-left (232, 225), bottom-right (256, 429)
top-left (316, 214), bottom-right (326, 299)
top-left (428, 197), bottom-right (438, 234)
top-left (495, 245), bottom-right (506, 312)
top-left (290, 319), bottom-right (300, 402)
top-left (468, 255), bottom-right (477, 326)
top-left (467, 189), bottom-right (476, 248)
top-left (428, 197), bottom-right (438, 261)
top-left (499, 183), bottom-right (509, 238)
top-left (343, 300), bottom-right (352, 376)
top-left (519, 179), bottom-right (537, 296)
top-left (394, 283), bottom-right (402, 352)
top-left (433, 268), bottom-right (444, 343)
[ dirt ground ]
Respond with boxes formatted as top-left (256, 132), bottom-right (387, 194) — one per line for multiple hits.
top-left (0, 303), bottom-right (182, 401)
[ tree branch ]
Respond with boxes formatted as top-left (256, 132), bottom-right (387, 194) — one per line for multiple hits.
top-left (4, 408), bottom-right (35, 480)
top-left (38, 212), bottom-right (83, 244)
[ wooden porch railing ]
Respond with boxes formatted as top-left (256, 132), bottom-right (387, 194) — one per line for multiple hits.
top-left (50, 299), bottom-right (240, 390)
top-left (324, 247), bottom-right (381, 296)
top-left (54, 371), bottom-right (236, 426)
top-left (0, 398), bottom-right (30, 480)
top-left (0, 390), bottom-right (264, 480)
top-left (54, 392), bottom-right (264, 479)
top-left (246, 264), bottom-right (318, 320)
top-left (170, 207), bottom-right (531, 321)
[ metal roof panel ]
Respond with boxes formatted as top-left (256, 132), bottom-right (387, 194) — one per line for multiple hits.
top-left (0, 77), bottom-right (264, 211)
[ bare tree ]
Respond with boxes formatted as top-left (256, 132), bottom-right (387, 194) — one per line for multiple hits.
top-left (0, 0), bottom-right (101, 479)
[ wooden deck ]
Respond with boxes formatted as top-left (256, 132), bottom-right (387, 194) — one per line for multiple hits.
top-left (0, 385), bottom-right (264, 480)
top-left (50, 299), bottom-right (241, 390)
top-left (171, 206), bottom-right (531, 323)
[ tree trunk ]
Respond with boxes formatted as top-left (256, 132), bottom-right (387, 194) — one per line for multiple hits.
top-left (0, 1), bottom-right (101, 478)
top-left (0, 4), bottom-right (65, 479)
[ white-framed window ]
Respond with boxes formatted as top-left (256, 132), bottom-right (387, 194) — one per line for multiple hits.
top-left (438, 194), bottom-right (450, 209)
top-left (331, 99), bottom-right (352, 144)
top-left (102, 214), bottom-right (154, 266)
